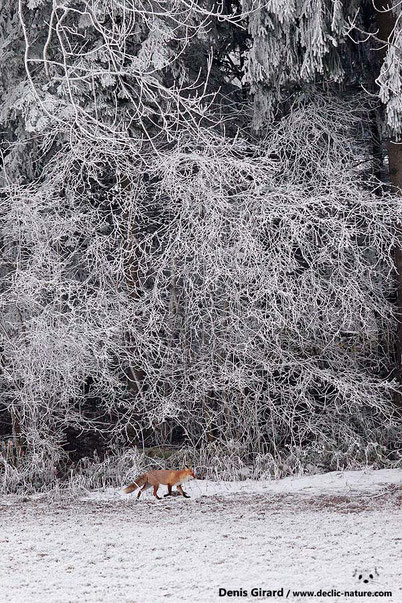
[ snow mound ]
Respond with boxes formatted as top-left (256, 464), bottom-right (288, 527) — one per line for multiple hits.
top-left (82, 467), bottom-right (402, 502)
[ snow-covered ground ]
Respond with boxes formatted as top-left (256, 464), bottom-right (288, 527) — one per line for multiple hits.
top-left (0, 469), bottom-right (401, 603)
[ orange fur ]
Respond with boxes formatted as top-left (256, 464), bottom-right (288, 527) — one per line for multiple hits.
top-left (123, 467), bottom-right (195, 499)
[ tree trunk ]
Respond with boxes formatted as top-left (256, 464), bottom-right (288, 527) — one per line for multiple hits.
top-left (120, 175), bottom-right (146, 443)
top-left (10, 407), bottom-right (24, 465)
top-left (388, 142), bottom-right (402, 392)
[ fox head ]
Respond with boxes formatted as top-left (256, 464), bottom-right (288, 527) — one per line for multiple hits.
top-left (184, 466), bottom-right (196, 479)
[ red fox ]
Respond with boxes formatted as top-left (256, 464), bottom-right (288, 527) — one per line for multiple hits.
top-left (123, 467), bottom-right (196, 499)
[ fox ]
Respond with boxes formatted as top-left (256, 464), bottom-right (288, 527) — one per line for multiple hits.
top-left (123, 467), bottom-right (196, 500)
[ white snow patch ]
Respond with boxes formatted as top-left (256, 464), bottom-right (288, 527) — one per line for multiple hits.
top-left (83, 467), bottom-right (402, 501)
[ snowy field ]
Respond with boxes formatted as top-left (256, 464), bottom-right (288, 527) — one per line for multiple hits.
top-left (0, 469), bottom-right (401, 603)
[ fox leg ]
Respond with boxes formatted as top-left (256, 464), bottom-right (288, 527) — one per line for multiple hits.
top-left (177, 485), bottom-right (190, 498)
top-left (153, 485), bottom-right (161, 500)
top-left (137, 482), bottom-right (150, 499)
top-left (164, 484), bottom-right (173, 497)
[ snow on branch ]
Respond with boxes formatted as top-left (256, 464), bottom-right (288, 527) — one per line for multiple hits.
top-left (0, 92), bottom-right (400, 487)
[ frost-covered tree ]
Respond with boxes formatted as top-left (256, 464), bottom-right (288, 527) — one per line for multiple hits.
top-left (243, 0), bottom-right (402, 391)
top-left (0, 0), bottom-right (249, 485)
top-left (0, 0), bottom-right (401, 490)
top-left (243, 1), bottom-right (401, 131)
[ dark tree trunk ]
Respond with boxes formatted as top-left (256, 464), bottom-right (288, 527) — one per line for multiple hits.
top-left (388, 142), bottom-right (402, 394)
top-left (369, 109), bottom-right (383, 184)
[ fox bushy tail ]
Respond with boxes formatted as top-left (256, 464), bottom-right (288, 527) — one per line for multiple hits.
top-left (123, 473), bottom-right (147, 494)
